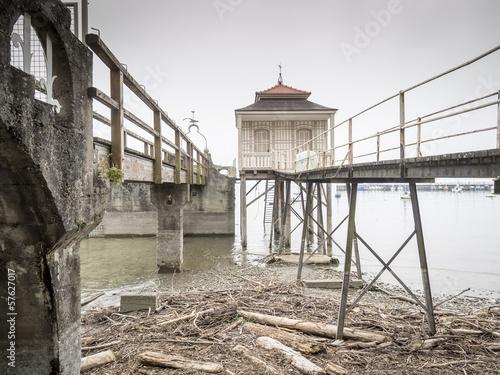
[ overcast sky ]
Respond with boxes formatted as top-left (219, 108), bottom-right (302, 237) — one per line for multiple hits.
top-left (87, 0), bottom-right (500, 167)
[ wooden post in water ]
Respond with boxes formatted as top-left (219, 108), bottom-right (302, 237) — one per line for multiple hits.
top-left (409, 182), bottom-right (436, 334)
top-left (297, 183), bottom-right (314, 280)
top-left (337, 182), bottom-right (358, 340)
top-left (240, 173), bottom-right (247, 247)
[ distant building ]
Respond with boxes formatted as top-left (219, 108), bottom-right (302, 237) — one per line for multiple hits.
top-left (235, 79), bottom-right (337, 175)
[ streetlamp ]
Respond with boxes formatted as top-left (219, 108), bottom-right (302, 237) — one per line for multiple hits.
top-left (184, 111), bottom-right (208, 155)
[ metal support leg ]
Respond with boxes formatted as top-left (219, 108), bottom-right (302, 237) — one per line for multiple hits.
top-left (409, 183), bottom-right (436, 334)
top-left (269, 179), bottom-right (280, 249)
top-left (337, 182), bottom-right (358, 339)
top-left (346, 184), bottom-right (362, 279)
top-left (317, 183), bottom-right (326, 254)
top-left (297, 182), bottom-right (314, 280)
top-left (326, 183), bottom-right (333, 249)
top-left (278, 180), bottom-right (291, 254)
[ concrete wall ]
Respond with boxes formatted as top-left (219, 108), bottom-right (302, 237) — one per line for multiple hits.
top-left (0, 2), bottom-right (107, 374)
top-left (184, 162), bottom-right (235, 235)
top-left (90, 183), bottom-right (157, 237)
top-left (90, 161), bottom-right (235, 237)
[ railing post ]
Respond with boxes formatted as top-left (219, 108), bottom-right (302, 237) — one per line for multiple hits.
top-left (417, 117), bottom-right (422, 157)
top-left (204, 156), bottom-right (208, 185)
top-left (497, 90), bottom-right (500, 148)
top-left (197, 152), bottom-right (201, 185)
top-left (188, 142), bottom-right (194, 184)
top-left (306, 142), bottom-right (310, 170)
top-left (323, 132), bottom-right (327, 168)
top-left (330, 113), bottom-right (335, 166)
top-left (153, 110), bottom-right (162, 183)
top-left (110, 69), bottom-right (124, 169)
top-left (399, 91), bottom-right (405, 160)
top-left (348, 118), bottom-right (353, 165)
top-left (175, 129), bottom-right (181, 184)
top-left (376, 134), bottom-right (380, 162)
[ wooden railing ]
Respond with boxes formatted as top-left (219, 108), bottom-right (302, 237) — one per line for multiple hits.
top-left (86, 33), bottom-right (208, 185)
top-left (291, 45), bottom-right (500, 173)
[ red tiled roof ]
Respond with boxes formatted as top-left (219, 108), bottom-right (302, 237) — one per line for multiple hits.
top-left (256, 84), bottom-right (311, 95)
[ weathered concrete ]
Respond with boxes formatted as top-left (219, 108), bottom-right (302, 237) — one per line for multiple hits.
top-left (0, 1), bottom-right (107, 374)
top-left (120, 293), bottom-right (158, 313)
top-left (90, 183), bottom-right (157, 237)
top-left (89, 161), bottom-right (236, 237)
top-left (150, 184), bottom-right (187, 272)
top-left (184, 162), bottom-right (235, 235)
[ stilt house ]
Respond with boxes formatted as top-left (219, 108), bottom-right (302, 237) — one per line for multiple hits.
top-left (235, 77), bottom-right (337, 176)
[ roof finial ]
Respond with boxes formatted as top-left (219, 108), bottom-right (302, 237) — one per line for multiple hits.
top-left (278, 63), bottom-right (283, 85)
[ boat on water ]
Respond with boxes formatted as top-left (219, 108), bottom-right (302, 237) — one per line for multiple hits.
top-left (334, 191), bottom-right (341, 198)
top-left (452, 184), bottom-right (463, 193)
top-left (400, 191), bottom-right (411, 199)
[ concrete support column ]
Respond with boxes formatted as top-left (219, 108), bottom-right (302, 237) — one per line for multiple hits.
top-left (151, 184), bottom-right (187, 272)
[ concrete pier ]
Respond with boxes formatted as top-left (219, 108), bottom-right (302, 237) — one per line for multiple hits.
top-left (151, 184), bottom-right (187, 272)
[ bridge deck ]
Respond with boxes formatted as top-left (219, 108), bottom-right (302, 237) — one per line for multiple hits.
top-left (241, 148), bottom-right (500, 183)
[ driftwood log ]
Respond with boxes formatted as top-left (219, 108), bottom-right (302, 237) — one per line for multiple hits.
top-left (138, 351), bottom-right (223, 373)
top-left (256, 336), bottom-right (326, 374)
top-left (325, 363), bottom-right (348, 375)
top-left (81, 350), bottom-right (116, 372)
top-left (81, 292), bottom-right (105, 307)
top-left (238, 310), bottom-right (387, 343)
top-left (157, 308), bottom-right (215, 326)
top-left (232, 345), bottom-right (281, 374)
top-left (243, 322), bottom-right (323, 354)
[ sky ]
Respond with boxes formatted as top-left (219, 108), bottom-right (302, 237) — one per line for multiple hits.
top-left (84, 0), bottom-right (500, 168)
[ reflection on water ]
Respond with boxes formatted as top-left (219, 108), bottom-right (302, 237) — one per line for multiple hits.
top-left (81, 189), bottom-right (500, 300)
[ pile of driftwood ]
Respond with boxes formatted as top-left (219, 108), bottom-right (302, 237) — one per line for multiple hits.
top-left (81, 279), bottom-right (500, 374)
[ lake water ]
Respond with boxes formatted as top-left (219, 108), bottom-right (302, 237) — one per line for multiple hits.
top-left (81, 186), bottom-right (500, 301)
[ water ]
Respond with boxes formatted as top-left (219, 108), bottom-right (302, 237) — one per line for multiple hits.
top-left (81, 187), bottom-right (500, 301)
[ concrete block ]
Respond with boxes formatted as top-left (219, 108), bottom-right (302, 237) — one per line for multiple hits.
top-left (303, 279), bottom-right (364, 289)
top-left (120, 293), bottom-right (158, 313)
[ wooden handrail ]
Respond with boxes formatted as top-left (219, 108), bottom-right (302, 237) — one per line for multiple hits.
top-left (86, 33), bottom-right (208, 184)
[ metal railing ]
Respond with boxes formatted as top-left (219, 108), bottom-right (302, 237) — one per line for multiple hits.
top-left (86, 33), bottom-right (208, 185)
top-left (288, 44), bottom-right (500, 173)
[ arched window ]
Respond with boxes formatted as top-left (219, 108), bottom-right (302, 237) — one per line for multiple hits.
top-left (10, 13), bottom-right (61, 112)
top-left (254, 129), bottom-right (270, 152)
top-left (297, 128), bottom-right (312, 149)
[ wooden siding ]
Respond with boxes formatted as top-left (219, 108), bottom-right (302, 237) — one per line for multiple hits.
top-left (239, 120), bottom-right (328, 171)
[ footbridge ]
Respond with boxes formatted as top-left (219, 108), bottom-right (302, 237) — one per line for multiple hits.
top-left (239, 45), bottom-right (500, 341)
